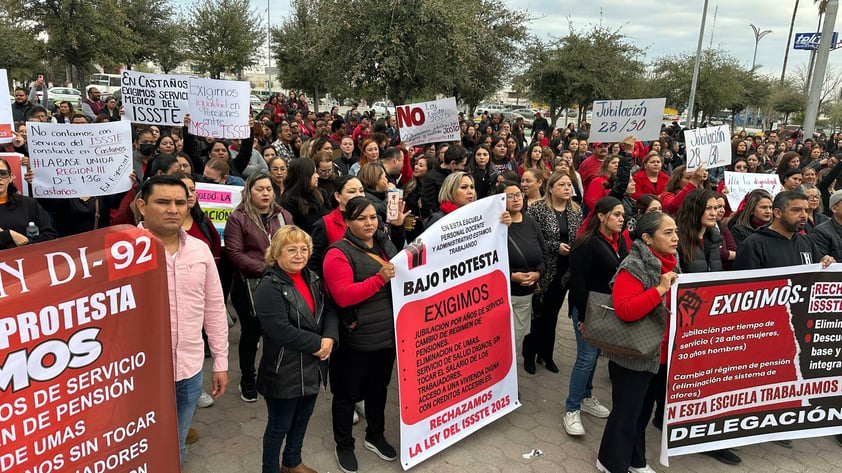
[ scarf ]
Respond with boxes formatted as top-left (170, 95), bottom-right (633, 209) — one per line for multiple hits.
top-left (440, 201), bottom-right (460, 214)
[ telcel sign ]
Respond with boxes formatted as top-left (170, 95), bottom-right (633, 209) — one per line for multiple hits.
top-left (793, 32), bottom-right (839, 50)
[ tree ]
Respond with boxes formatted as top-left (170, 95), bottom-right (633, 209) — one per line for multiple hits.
top-left (650, 49), bottom-right (749, 126)
top-left (769, 80), bottom-right (806, 124)
top-left (185, 0), bottom-right (264, 79)
top-left (0, 9), bottom-right (43, 81)
top-left (116, 0), bottom-right (173, 69)
top-left (153, 18), bottom-right (189, 73)
top-left (792, 64), bottom-right (842, 111)
top-left (518, 23), bottom-right (646, 125)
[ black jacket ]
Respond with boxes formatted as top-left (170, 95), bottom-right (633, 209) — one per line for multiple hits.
top-left (0, 196), bottom-right (58, 249)
top-left (420, 164), bottom-right (451, 219)
top-left (569, 233), bottom-right (629, 322)
top-left (810, 218), bottom-right (842, 261)
top-left (732, 226), bottom-right (821, 270)
top-left (680, 228), bottom-right (724, 274)
top-left (254, 265), bottom-right (339, 399)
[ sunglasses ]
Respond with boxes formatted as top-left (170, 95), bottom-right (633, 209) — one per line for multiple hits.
top-left (0, 170), bottom-right (11, 178)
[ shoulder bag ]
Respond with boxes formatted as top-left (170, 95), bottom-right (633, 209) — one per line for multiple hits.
top-left (581, 291), bottom-right (667, 359)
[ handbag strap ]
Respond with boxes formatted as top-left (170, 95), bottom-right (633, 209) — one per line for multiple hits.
top-left (507, 235), bottom-right (529, 268)
top-left (343, 238), bottom-right (388, 266)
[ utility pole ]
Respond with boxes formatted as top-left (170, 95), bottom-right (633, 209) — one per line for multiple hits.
top-left (803, 0), bottom-right (838, 137)
top-left (687, 0), bottom-right (709, 128)
top-left (781, 0), bottom-right (800, 84)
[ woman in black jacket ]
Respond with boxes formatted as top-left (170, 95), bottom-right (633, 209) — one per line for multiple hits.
top-left (564, 196), bottom-right (627, 437)
top-left (255, 225), bottom-right (338, 473)
top-left (280, 158), bottom-right (328, 235)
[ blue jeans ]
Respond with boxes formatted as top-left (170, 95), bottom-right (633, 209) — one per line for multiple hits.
top-left (175, 371), bottom-right (203, 467)
top-left (565, 307), bottom-right (600, 412)
top-left (263, 394), bottom-right (318, 472)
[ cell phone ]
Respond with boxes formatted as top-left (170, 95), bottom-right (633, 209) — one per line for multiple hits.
top-left (37, 74), bottom-right (44, 81)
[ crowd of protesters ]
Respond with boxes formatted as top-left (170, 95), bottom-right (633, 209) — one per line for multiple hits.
top-left (4, 78), bottom-right (842, 473)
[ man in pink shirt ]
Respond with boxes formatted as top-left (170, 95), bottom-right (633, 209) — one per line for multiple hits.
top-left (136, 175), bottom-right (229, 467)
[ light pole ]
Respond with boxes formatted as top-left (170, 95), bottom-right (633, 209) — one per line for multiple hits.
top-left (750, 24), bottom-right (772, 72)
top-left (267, 0), bottom-right (272, 93)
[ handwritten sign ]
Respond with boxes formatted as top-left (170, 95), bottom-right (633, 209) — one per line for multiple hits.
top-left (590, 97), bottom-right (665, 142)
top-left (26, 121), bottom-right (133, 198)
top-left (120, 70), bottom-right (188, 126)
top-left (187, 77), bottom-right (250, 139)
top-left (195, 182), bottom-right (242, 245)
top-left (684, 125), bottom-right (732, 171)
top-left (0, 69), bottom-right (13, 142)
top-left (723, 171), bottom-right (781, 210)
top-left (396, 97), bottom-right (460, 147)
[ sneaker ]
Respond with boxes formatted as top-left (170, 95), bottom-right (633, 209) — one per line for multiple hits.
top-left (197, 391), bottom-right (214, 408)
top-left (563, 410), bottom-right (585, 436)
top-left (335, 446), bottom-right (358, 473)
top-left (185, 427), bottom-right (199, 445)
top-left (353, 410), bottom-right (360, 424)
top-left (355, 401), bottom-right (366, 418)
top-left (239, 379), bottom-right (258, 403)
top-left (595, 459), bottom-right (609, 472)
top-left (581, 396), bottom-right (610, 418)
top-left (629, 464), bottom-right (657, 473)
top-left (364, 435), bottom-right (397, 461)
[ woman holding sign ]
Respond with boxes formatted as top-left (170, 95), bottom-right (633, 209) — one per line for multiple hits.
top-left (0, 157), bottom-right (57, 249)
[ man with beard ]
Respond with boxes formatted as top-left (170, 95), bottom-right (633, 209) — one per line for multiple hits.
top-left (578, 141), bottom-right (610, 190)
top-left (81, 87), bottom-right (104, 119)
top-left (733, 191), bottom-right (835, 270)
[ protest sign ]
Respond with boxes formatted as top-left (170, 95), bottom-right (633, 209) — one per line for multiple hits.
top-left (396, 97), bottom-right (460, 147)
top-left (195, 182), bottom-right (242, 246)
top-left (187, 78), bottom-right (251, 139)
top-left (0, 225), bottom-right (180, 473)
top-left (0, 69), bottom-right (12, 143)
top-left (723, 172), bottom-right (781, 210)
top-left (684, 125), bottom-right (732, 171)
top-left (589, 97), bottom-right (665, 142)
top-left (391, 195), bottom-right (518, 470)
top-left (660, 265), bottom-right (842, 466)
top-left (0, 153), bottom-right (28, 196)
top-left (120, 70), bottom-right (188, 126)
top-left (26, 121), bottom-right (133, 198)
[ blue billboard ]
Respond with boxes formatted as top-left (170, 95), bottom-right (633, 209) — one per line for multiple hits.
top-left (793, 32), bottom-right (839, 50)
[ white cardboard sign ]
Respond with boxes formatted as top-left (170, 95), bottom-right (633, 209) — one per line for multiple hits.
top-left (396, 97), bottom-right (460, 147)
top-left (120, 70), bottom-right (188, 126)
top-left (589, 97), bottom-right (666, 142)
top-left (187, 77), bottom-right (251, 139)
top-left (723, 171), bottom-right (782, 210)
top-left (684, 125), bottom-right (732, 171)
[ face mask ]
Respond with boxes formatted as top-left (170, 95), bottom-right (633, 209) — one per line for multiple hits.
top-left (139, 144), bottom-right (156, 155)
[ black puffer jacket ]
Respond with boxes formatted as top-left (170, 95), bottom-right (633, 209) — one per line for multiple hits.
top-left (255, 265), bottom-right (339, 399)
top-left (680, 227), bottom-right (724, 274)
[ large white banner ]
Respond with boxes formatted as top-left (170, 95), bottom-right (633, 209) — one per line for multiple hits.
top-left (390, 195), bottom-right (519, 470)
top-left (590, 97), bottom-right (666, 142)
top-left (684, 124), bottom-right (732, 171)
top-left (0, 69), bottom-right (13, 143)
top-left (26, 121), bottom-right (133, 197)
top-left (723, 171), bottom-right (781, 210)
top-left (187, 77), bottom-right (251, 139)
top-left (120, 70), bottom-right (188, 126)
top-left (195, 182), bottom-right (242, 246)
top-left (396, 97), bottom-right (460, 147)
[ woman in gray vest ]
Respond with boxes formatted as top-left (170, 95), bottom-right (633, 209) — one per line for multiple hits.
top-left (322, 196), bottom-right (399, 473)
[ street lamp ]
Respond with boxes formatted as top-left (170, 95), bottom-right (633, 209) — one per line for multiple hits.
top-left (750, 24), bottom-right (772, 72)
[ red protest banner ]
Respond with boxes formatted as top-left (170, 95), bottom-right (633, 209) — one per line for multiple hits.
top-left (0, 225), bottom-right (179, 473)
top-left (662, 265), bottom-right (842, 465)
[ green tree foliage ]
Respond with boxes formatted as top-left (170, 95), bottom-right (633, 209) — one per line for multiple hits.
top-left (185, 0), bottom-right (264, 79)
top-left (116, 0), bottom-right (173, 69)
top-left (153, 18), bottom-right (189, 73)
top-left (518, 24), bottom-right (645, 124)
top-left (770, 80), bottom-right (807, 124)
top-left (287, 0), bottom-right (526, 106)
top-left (0, 10), bottom-right (43, 80)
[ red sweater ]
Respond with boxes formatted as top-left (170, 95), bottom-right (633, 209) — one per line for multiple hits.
top-left (659, 182), bottom-right (697, 215)
top-left (585, 176), bottom-right (610, 211)
top-left (613, 270), bottom-right (671, 364)
top-left (632, 170), bottom-right (670, 200)
top-left (578, 155), bottom-right (604, 190)
top-left (322, 247), bottom-right (387, 307)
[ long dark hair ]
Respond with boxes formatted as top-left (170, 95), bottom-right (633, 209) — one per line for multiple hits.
top-left (675, 188), bottom-right (718, 264)
top-left (283, 158), bottom-right (324, 213)
top-left (572, 196), bottom-right (621, 250)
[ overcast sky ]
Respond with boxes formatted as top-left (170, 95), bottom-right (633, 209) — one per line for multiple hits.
top-left (256, 0), bottom-right (836, 77)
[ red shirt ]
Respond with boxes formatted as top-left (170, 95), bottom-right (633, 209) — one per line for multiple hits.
top-left (289, 271), bottom-right (314, 314)
top-left (578, 155), bottom-right (604, 190)
top-left (632, 169), bottom-right (670, 200)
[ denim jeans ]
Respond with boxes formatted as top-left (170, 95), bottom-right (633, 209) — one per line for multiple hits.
top-left (175, 371), bottom-right (203, 467)
top-left (263, 394), bottom-right (318, 472)
top-left (565, 307), bottom-right (600, 412)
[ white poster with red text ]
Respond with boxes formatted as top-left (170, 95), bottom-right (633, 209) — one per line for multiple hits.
top-left (390, 195), bottom-right (518, 470)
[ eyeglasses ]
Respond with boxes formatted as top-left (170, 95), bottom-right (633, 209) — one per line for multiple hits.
top-left (283, 247), bottom-right (310, 256)
top-left (0, 170), bottom-right (10, 178)
top-left (806, 195), bottom-right (820, 200)
top-left (317, 168), bottom-right (332, 175)
top-left (505, 192), bottom-right (524, 200)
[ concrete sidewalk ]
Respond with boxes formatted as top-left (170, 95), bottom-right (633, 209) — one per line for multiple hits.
top-left (184, 306), bottom-right (842, 473)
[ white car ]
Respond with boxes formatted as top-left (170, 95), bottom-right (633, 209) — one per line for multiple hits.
top-left (39, 87), bottom-right (83, 108)
top-left (475, 102), bottom-right (506, 116)
top-left (370, 101), bottom-right (396, 116)
top-left (250, 95), bottom-right (263, 108)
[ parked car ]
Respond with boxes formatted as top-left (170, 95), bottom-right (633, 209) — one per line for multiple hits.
top-left (250, 95), bottom-right (263, 109)
top-left (475, 102), bottom-right (506, 116)
top-left (40, 87), bottom-right (83, 109)
top-left (370, 101), bottom-right (396, 116)
top-left (500, 111), bottom-right (532, 128)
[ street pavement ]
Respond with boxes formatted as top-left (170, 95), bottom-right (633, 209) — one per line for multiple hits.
top-left (184, 303), bottom-right (842, 473)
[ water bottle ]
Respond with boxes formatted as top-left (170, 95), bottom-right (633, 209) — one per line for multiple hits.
top-left (26, 222), bottom-right (39, 241)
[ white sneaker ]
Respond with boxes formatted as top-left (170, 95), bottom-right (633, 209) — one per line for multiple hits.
top-left (563, 410), bottom-right (585, 436)
top-left (197, 391), bottom-right (214, 408)
top-left (353, 410), bottom-right (360, 424)
top-left (595, 459), bottom-right (610, 472)
top-left (355, 401), bottom-right (366, 418)
top-left (581, 396), bottom-right (610, 418)
top-left (629, 464), bottom-right (657, 473)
